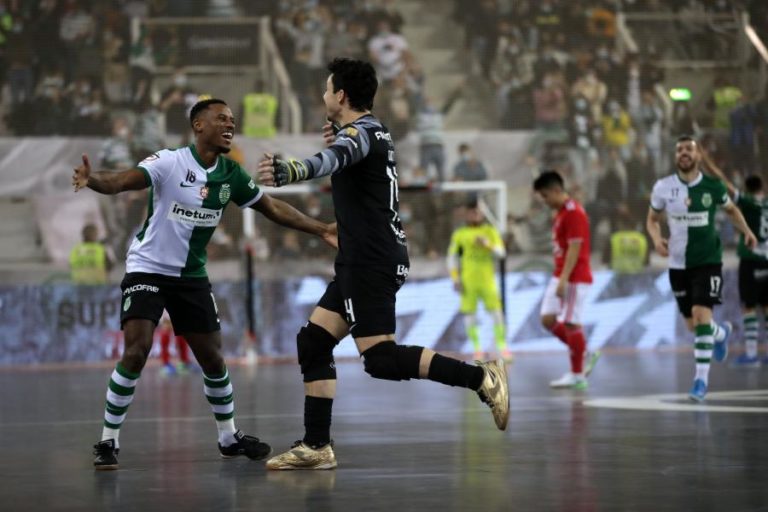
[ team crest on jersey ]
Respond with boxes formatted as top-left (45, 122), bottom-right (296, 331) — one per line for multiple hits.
top-left (701, 193), bottom-right (712, 207)
top-left (123, 296), bottom-right (131, 312)
top-left (200, 186), bottom-right (209, 199)
top-left (219, 183), bottom-right (231, 203)
top-left (345, 127), bottom-right (359, 137)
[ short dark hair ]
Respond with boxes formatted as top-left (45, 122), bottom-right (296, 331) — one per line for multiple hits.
top-left (327, 58), bottom-right (377, 111)
top-left (746, 175), bottom-right (763, 194)
top-left (189, 98), bottom-right (227, 127)
top-left (676, 134), bottom-right (696, 144)
top-left (533, 170), bottom-right (564, 191)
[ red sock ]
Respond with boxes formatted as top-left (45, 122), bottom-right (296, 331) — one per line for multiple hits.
top-left (159, 329), bottom-right (171, 365)
top-left (176, 336), bottom-right (190, 364)
top-left (550, 322), bottom-right (569, 344)
top-left (566, 327), bottom-right (586, 374)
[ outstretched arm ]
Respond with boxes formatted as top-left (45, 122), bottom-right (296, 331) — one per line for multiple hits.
top-left (251, 194), bottom-right (337, 249)
top-left (72, 154), bottom-right (148, 195)
top-left (257, 124), bottom-right (372, 187)
top-left (723, 202), bottom-right (757, 249)
top-left (700, 150), bottom-right (737, 197)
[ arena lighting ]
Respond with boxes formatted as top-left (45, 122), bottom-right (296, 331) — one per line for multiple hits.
top-left (669, 88), bottom-right (692, 102)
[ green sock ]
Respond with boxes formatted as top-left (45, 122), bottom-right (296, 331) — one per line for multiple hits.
top-left (102, 362), bottom-right (140, 449)
top-left (694, 324), bottom-right (714, 384)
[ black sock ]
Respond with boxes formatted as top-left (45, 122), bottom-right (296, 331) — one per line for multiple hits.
top-left (303, 396), bottom-right (333, 447)
top-left (427, 354), bottom-right (485, 390)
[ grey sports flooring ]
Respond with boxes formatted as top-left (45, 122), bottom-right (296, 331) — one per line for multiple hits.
top-left (1, 351), bottom-right (767, 511)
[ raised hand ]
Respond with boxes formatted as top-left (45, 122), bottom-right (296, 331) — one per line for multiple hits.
top-left (322, 122), bottom-right (336, 147)
top-left (72, 153), bottom-right (91, 192)
top-left (256, 153), bottom-right (277, 187)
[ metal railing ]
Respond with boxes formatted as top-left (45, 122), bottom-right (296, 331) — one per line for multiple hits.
top-left (133, 16), bottom-right (302, 134)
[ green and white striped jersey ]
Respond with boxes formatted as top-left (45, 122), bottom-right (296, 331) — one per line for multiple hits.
top-left (127, 144), bottom-right (262, 277)
top-left (650, 172), bottom-right (730, 269)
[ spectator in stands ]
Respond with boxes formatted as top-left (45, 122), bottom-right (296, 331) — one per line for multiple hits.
top-left (490, 28), bottom-right (533, 125)
top-left (132, 97), bottom-right (166, 161)
top-left (160, 67), bottom-right (199, 139)
top-left (638, 89), bottom-right (665, 175)
top-left (99, 118), bottom-right (134, 172)
top-left (533, 71), bottom-right (568, 133)
top-left (6, 31), bottom-right (34, 106)
top-left (587, 1), bottom-right (617, 42)
top-left (34, 83), bottom-right (71, 135)
top-left (571, 68), bottom-right (607, 123)
top-left (415, 90), bottom-right (462, 182)
top-left (672, 100), bottom-right (699, 136)
top-left (59, 0), bottom-right (95, 82)
top-left (73, 83), bottom-right (110, 136)
top-left (601, 99), bottom-right (632, 161)
top-left (380, 71), bottom-right (412, 141)
top-left (568, 94), bottom-right (599, 186)
top-left (625, 139), bottom-right (657, 226)
top-left (453, 143), bottom-right (489, 182)
top-left (367, 19), bottom-right (410, 82)
top-left (709, 77), bottom-right (743, 130)
top-left (129, 28), bottom-right (155, 105)
top-left (533, 0), bottom-right (563, 46)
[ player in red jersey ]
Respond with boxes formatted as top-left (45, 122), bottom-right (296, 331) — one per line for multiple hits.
top-left (533, 171), bottom-right (600, 390)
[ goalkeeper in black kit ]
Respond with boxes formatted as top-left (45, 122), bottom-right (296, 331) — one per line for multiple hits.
top-left (256, 57), bottom-right (511, 470)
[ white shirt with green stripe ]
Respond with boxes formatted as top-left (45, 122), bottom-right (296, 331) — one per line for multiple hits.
top-left (128, 144), bottom-right (262, 277)
top-left (650, 172), bottom-right (730, 269)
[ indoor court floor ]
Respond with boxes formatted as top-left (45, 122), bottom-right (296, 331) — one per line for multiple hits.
top-left (1, 350), bottom-right (767, 512)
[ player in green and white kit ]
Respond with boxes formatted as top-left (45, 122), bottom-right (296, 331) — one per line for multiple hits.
top-left (698, 153), bottom-right (768, 367)
top-left (647, 135), bottom-right (756, 401)
top-left (73, 99), bottom-right (337, 469)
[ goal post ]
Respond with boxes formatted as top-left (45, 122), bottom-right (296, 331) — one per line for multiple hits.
top-left (239, 180), bottom-right (509, 359)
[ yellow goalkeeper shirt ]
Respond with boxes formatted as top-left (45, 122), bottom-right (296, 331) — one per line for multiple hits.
top-left (447, 223), bottom-right (504, 285)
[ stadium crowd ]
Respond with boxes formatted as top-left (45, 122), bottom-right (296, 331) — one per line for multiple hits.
top-left (2, 0), bottom-right (767, 271)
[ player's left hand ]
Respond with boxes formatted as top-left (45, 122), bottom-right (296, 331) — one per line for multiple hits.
top-left (556, 279), bottom-right (567, 299)
top-left (321, 222), bottom-right (338, 249)
top-left (745, 229), bottom-right (758, 250)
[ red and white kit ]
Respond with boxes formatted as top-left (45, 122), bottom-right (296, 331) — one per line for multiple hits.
top-left (540, 198), bottom-right (593, 324)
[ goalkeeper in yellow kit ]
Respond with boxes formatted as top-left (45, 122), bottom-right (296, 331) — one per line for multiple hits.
top-left (447, 201), bottom-right (512, 361)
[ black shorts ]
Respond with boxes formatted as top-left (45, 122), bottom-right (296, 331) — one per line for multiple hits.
top-left (738, 259), bottom-right (768, 308)
top-left (668, 264), bottom-right (723, 318)
top-left (120, 272), bottom-right (220, 333)
top-left (317, 263), bottom-right (409, 338)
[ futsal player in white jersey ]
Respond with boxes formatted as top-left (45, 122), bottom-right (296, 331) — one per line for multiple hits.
top-left (73, 98), bottom-right (337, 469)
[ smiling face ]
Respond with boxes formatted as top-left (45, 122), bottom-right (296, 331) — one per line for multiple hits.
top-left (675, 139), bottom-right (699, 174)
top-left (194, 103), bottom-right (235, 154)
